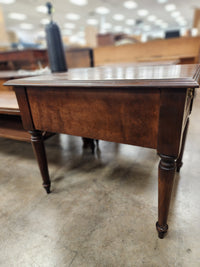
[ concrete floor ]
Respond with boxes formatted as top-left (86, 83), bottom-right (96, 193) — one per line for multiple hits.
top-left (0, 93), bottom-right (200, 267)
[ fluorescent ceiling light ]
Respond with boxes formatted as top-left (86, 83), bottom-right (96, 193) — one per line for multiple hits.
top-left (137, 9), bottom-right (149, 17)
top-left (87, 18), bottom-right (98, 25)
top-left (70, 0), bottom-right (88, 6)
top-left (0, 0), bottom-right (15, 4)
top-left (77, 31), bottom-right (85, 37)
top-left (114, 25), bottom-right (123, 32)
top-left (113, 14), bottom-right (124, 21)
top-left (36, 5), bottom-right (47, 13)
top-left (8, 13), bottom-right (27, 20)
top-left (41, 18), bottom-right (49, 25)
top-left (124, 1), bottom-right (138, 9)
top-left (124, 28), bottom-right (132, 34)
top-left (95, 6), bottom-right (110, 15)
top-left (171, 11), bottom-right (180, 17)
top-left (157, 0), bottom-right (168, 3)
top-left (66, 13), bottom-right (80, 20)
top-left (62, 29), bottom-right (72, 35)
top-left (178, 20), bottom-right (187, 26)
top-left (175, 16), bottom-right (185, 23)
top-left (37, 31), bottom-right (45, 38)
top-left (103, 22), bottom-right (112, 29)
top-left (143, 25), bottom-right (151, 31)
top-left (64, 23), bottom-right (75, 29)
top-left (155, 19), bottom-right (164, 25)
top-left (20, 23), bottom-right (34, 30)
top-left (165, 4), bottom-right (176, 12)
top-left (126, 19), bottom-right (135, 25)
top-left (160, 23), bottom-right (168, 29)
top-left (147, 15), bottom-right (156, 22)
top-left (69, 35), bottom-right (85, 44)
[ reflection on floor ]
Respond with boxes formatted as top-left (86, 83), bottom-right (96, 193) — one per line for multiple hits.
top-left (0, 92), bottom-right (200, 267)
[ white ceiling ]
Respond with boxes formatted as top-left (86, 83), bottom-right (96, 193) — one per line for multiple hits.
top-left (1, 0), bottom-right (200, 43)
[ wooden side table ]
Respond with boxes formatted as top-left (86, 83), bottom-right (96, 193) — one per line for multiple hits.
top-left (5, 64), bottom-right (200, 238)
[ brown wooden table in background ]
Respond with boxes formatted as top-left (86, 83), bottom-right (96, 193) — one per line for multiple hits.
top-left (5, 64), bottom-right (200, 238)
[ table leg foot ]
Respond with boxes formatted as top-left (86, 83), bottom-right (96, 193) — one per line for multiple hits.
top-left (43, 183), bottom-right (51, 194)
top-left (156, 222), bottom-right (168, 239)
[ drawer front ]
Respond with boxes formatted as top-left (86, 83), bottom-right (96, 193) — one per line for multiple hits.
top-left (27, 87), bottom-right (160, 149)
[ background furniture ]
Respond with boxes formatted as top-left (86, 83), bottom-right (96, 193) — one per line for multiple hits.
top-left (94, 36), bottom-right (200, 66)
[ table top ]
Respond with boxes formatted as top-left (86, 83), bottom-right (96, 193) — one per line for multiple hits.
top-left (5, 64), bottom-right (200, 88)
top-left (0, 69), bottom-right (50, 80)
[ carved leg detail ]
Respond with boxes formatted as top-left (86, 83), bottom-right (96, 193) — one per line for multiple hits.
top-left (156, 154), bottom-right (176, 239)
top-left (29, 130), bottom-right (51, 194)
top-left (176, 119), bottom-right (189, 172)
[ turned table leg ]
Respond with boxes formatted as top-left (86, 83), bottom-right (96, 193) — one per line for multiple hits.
top-left (176, 119), bottom-right (189, 172)
top-left (156, 154), bottom-right (176, 238)
top-left (29, 130), bottom-right (51, 194)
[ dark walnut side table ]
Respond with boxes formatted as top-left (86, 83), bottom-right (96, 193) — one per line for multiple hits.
top-left (5, 64), bottom-right (200, 238)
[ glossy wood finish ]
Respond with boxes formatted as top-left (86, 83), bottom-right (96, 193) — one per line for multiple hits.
top-left (7, 64), bottom-right (200, 238)
top-left (6, 64), bottom-right (200, 88)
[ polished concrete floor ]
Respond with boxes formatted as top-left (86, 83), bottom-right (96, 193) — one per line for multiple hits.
top-left (0, 92), bottom-right (200, 267)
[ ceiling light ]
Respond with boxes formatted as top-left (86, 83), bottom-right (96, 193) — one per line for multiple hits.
top-left (157, 0), bottom-right (168, 3)
top-left (124, 1), bottom-right (138, 9)
top-left (37, 31), bottom-right (46, 38)
top-left (36, 5), bottom-right (47, 13)
top-left (66, 13), bottom-right (80, 20)
top-left (69, 35), bottom-right (85, 45)
top-left (155, 19), bottom-right (164, 25)
top-left (147, 15), bottom-right (156, 22)
top-left (171, 11), bottom-right (180, 17)
top-left (143, 25), bottom-right (151, 31)
top-left (113, 14), bottom-right (124, 21)
top-left (124, 28), bottom-right (132, 34)
top-left (177, 20), bottom-right (187, 26)
top-left (126, 19), bottom-right (135, 25)
top-left (20, 23), bottom-right (34, 30)
top-left (137, 9), bottom-right (149, 17)
top-left (175, 16), bottom-right (185, 23)
top-left (165, 4), bottom-right (176, 12)
top-left (8, 13), bottom-right (27, 20)
top-left (70, 0), bottom-right (88, 6)
top-left (114, 25), bottom-right (123, 32)
top-left (160, 23), bottom-right (168, 29)
top-left (0, 0), bottom-right (15, 4)
top-left (40, 18), bottom-right (49, 25)
top-left (62, 29), bottom-right (72, 35)
top-left (103, 22), bottom-right (112, 29)
top-left (77, 31), bottom-right (85, 37)
top-left (95, 6), bottom-right (110, 15)
top-left (64, 23), bottom-right (75, 29)
top-left (87, 18), bottom-right (98, 25)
